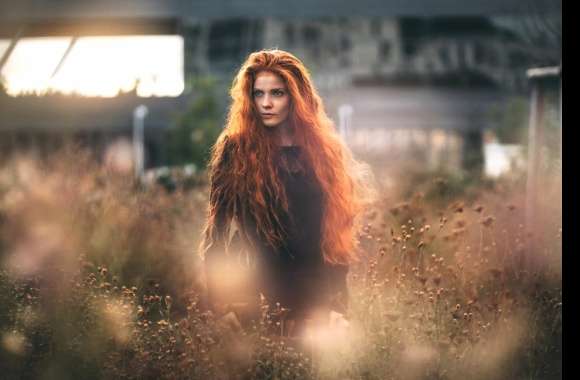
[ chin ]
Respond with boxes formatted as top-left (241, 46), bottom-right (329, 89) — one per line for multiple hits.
top-left (263, 120), bottom-right (280, 128)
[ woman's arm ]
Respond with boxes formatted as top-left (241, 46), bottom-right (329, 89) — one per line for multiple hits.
top-left (202, 137), bottom-right (236, 314)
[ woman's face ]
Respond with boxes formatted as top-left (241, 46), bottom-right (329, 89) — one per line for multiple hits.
top-left (252, 71), bottom-right (290, 128)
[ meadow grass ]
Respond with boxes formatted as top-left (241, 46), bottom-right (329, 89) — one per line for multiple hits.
top-left (0, 148), bottom-right (561, 379)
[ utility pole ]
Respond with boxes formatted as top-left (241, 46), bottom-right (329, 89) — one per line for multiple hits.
top-left (133, 104), bottom-right (149, 180)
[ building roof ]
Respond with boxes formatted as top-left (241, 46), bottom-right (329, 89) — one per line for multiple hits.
top-left (0, 0), bottom-right (560, 23)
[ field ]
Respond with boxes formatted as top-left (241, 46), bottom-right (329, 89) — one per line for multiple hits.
top-left (0, 147), bottom-right (561, 380)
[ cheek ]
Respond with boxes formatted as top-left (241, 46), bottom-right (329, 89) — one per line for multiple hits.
top-left (280, 98), bottom-right (290, 115)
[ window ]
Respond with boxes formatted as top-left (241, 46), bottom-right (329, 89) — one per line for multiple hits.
top-left (284, 24), bottom-right (296, 45)
top-left (340, 36), bottom-right (352, 51)
top-left (0, 35), bottom-right (184, 97)
top-left (302, 26), bottom-right (320, 44)
top-left (371, 19), bottom-right (382, 36)
top-left (378, 40), bottom-right (392, 61)
top-left (439, 46), bottom-right (451, 67)
top-left (302, 25), bottom-right (321, 60)
top-left (208, 20), bottom-right (245, 63)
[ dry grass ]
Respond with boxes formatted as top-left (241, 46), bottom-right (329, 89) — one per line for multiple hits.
top-left (0, 147), bottom-right (561, 380)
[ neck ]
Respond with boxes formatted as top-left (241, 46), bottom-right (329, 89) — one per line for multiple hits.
top-left (273, 121), bottom-right (296, 147)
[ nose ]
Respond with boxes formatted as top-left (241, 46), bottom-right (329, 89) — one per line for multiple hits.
top-left (261, 94), bottom-right (273, 109)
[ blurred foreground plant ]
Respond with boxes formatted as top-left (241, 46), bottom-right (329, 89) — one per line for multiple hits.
top-left (0, 147), bottom-right (561, 380)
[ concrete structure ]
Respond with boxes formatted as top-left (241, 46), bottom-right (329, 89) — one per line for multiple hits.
top-left (0, 0), bottom-right (561, 171)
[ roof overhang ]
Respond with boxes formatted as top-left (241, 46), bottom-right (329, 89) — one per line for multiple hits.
top-left (0, 0), bottom-right (561, 23)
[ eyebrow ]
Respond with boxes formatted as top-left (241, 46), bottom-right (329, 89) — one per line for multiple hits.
top-left (253, 87), bottom-right (285, 91)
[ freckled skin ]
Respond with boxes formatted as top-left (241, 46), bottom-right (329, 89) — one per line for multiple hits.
top-left (253, 71), bottom-right (291, 129)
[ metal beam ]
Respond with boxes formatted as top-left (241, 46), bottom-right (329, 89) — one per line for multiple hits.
top-left (0, 18), bottom-right (180, 38)
top-left (0, 25), bottom-right (25, 73)
top-left (50, 36), bottom-right (78, 79)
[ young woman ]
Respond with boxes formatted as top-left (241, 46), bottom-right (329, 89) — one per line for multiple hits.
top-left (199, 49), bottom-right (372, 338)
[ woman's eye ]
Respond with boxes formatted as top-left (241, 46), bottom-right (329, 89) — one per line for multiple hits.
top-left (273, 90), bottom-right (284, 96)
top-left (253, 90), bottom-right (263, 97)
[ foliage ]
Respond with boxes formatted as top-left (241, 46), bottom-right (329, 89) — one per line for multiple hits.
top-left (164, 76), bottom-right (224, 170)
top-left (488, 96), bottom-right (529, 145)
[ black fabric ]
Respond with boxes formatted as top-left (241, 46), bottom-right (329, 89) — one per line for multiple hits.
top-left (204, 142), bottom-right (349, 319)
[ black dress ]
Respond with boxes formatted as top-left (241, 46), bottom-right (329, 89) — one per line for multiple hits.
top-left (204, 143), bottom-right (349, 321)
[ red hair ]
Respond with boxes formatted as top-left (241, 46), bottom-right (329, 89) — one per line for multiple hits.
top-left (200, 49), bottom-right (372, 265)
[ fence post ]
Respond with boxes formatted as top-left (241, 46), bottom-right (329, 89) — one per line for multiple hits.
top-left (133, 104), bottom-right (149, 180)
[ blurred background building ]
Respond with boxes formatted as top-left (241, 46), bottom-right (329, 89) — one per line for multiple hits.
top-left (0, 0), bottom-right (561, 175)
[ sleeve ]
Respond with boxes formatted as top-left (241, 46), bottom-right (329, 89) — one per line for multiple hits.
top-left (203, 138), bottom-right (236, 313)
top-left (324, 263), bottom-right (349, 316)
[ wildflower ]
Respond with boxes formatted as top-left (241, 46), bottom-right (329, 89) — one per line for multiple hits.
top-left (481, 216), bottom-right (495, 227)
top-left (452, 202), bottom-right (464, 213)
top-left (434, 177), bottom-right (446, 186)
top-left (384, 312), bottom-right (400, 322)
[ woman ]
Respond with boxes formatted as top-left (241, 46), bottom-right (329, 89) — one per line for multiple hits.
top-left (199, 49), bottom-right (372, 338)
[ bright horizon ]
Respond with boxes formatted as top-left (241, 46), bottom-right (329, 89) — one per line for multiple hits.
top-left (0, 35), bottom-right (184, 97)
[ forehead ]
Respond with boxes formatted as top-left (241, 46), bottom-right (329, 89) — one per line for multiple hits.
top-left (253, 71), bottom-right (286, 89)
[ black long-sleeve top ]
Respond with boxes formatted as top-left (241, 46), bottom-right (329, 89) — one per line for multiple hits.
top-left (204, 142), bottom-right (349, 320)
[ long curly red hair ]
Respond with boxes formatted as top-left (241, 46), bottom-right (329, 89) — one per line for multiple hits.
top-left (200, 49), bottom-right (372, 265)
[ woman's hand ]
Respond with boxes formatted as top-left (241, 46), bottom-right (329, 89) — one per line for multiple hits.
top-left (213, 302), bottom-right (253, 333)
top-left (329, 310), bottom-right (350, 330)
top-left (217, 310), bottom-right (242, 332)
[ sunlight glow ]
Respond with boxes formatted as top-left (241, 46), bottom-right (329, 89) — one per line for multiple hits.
top-left (0, 35), bottom-right (184, 97)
